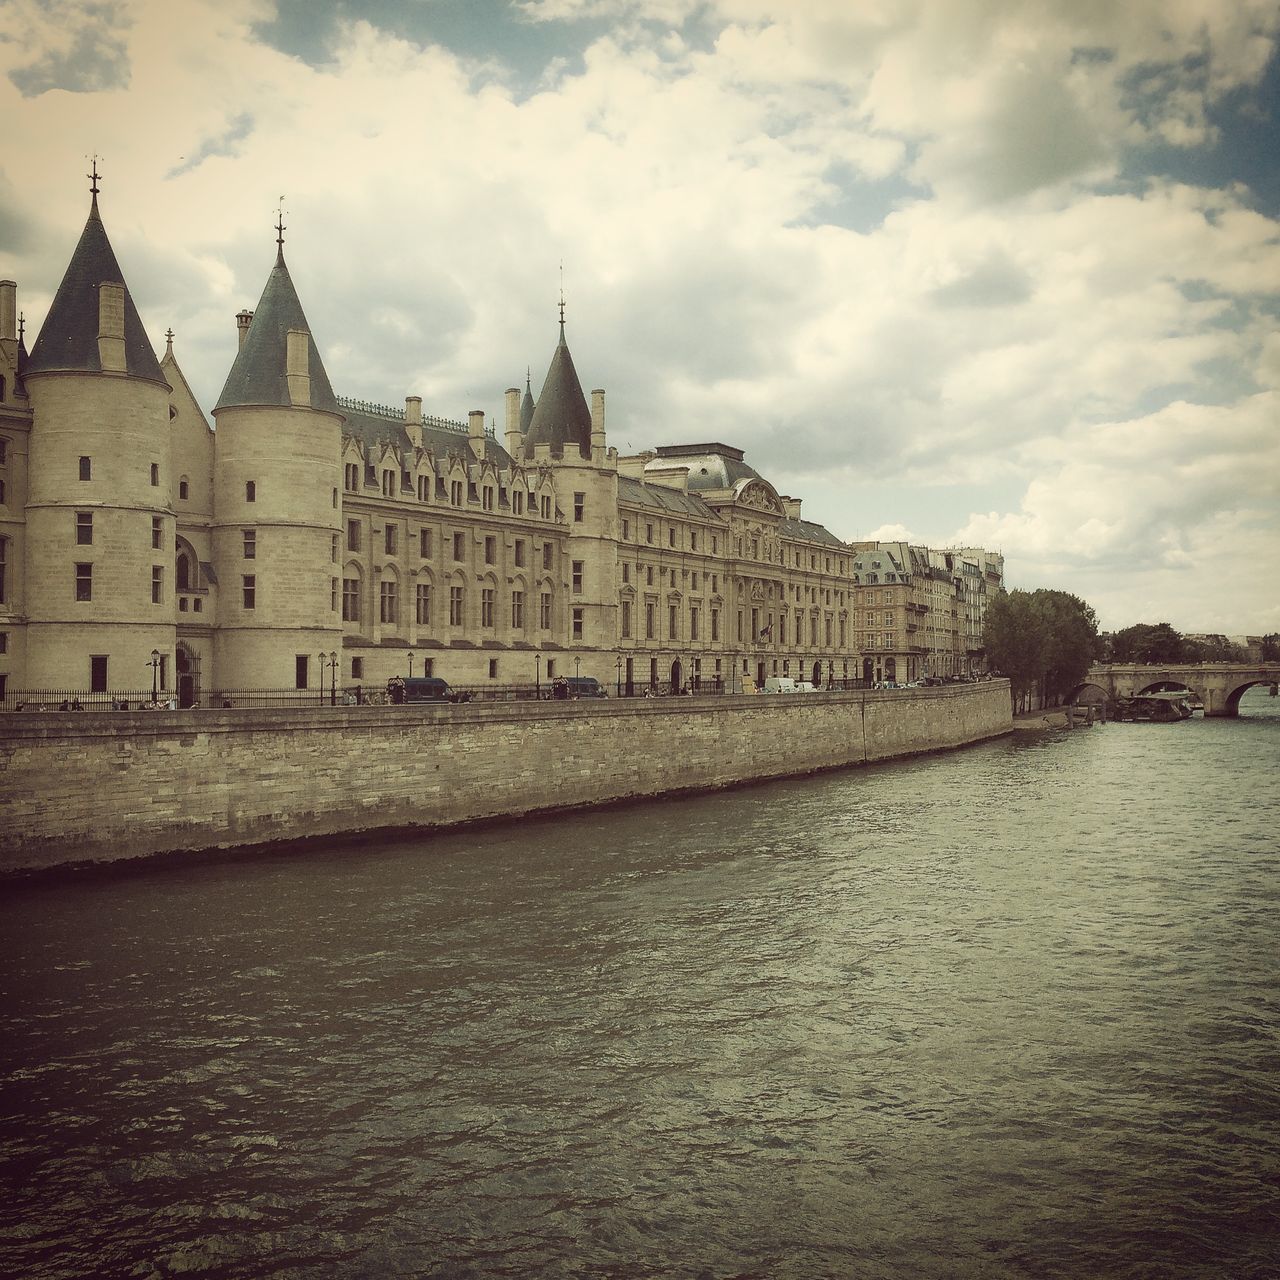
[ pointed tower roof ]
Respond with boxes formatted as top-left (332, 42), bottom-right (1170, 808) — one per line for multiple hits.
top-left (524, 313), bottom-right (591, 460)
top-left (519, 367), bottom-right (535, 434)
top-left (214, 235), bottom-right (338, 415)
top-left (26, 188), bottom-right (165, 383)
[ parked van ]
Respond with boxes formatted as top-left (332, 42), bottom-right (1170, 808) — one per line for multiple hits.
top-left (553, 675), bottom-right (608, 699)
top-left (793, 681), bottom-right (817, 693)
top-left (763, 677), bottom-right (797, 694)
top-left (399, 676), bottom-right (455, 702)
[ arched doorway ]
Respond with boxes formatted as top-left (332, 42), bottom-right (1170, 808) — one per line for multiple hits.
top-left (624, 657), bottom-right (634, 697)
top-left (176, 643), bottom-right (201, 708)
top-left (812, 660), bottom-right (822, 687)
top-left (885, 657), bottom-right (897, 682)
top-left (756, 660), bottom-right (766, 690)
top-left (670, 659), bottom-right (683, 693)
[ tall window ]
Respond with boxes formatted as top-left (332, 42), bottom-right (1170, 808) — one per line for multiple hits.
top-left (481, 588), bottom-right (495, 628)
top-left (0, 537), bottom-right (6, 603)
top-left (242, 575), bottom-right (256, 609)
top-left (484, 536), bottom-right (496, 565)
top-left (645, 603), bottom-right (655, 639)
top-left (572, 560), bottom-right (583, 593)
top-left (541, 495), bottom-right (550, 518)
top-left (331, 578), bottom-right (338, 611)
top-left (450, 585), bottom-right (464, 626)
top-left (245, 480), bottom-right (256, 502)
top-left (152, 517), bottom-right (163, 550)
top-left (482, 487), bottom-right (494, 511)
top-left (572, 607), bottom-right (583, 640)
top-left (420, 528), bottom-right (432, 558)
top-left (453, 532), bottom-right (464, 561)
top-left (511, 590), bottom-right (524, 629)
top-left (79, 456), bottom-right (91, 481)
top-left (542, 543), bottom-right (553, 570)
top-left (513, 490), bottom-right (524, 515)
top-left (690, 607), bottom-right (699, 641)
top-left (345, 462), bottom-right (359, 490)
top-left (669, 604), bottom-right (678, 638)
top-left (179, 478), bottom-right (189, 500)
top-left (621, 601), bottom-right (632, 638)
top-left (151, 566), bottom-right (163, 604)
top-left (90, 654), bottom-right (108, 693)
top-left (417, 475), bottom-right (429, 501)
top-left (150, 463), bottom-right (159, 486)
top-left (514, 539), bottom-right (525, 567)
top-left (76, 512), bottom-right (93, 544)
top-left (380, 580), bottom-right (398, 624)
top-left (384, 524), bottom-right (396, 555)
top-left (540, 592), bottom-right (552, 630)
top-left (416, 583), bottom-right (432, 626)
top-left (296, 655), bottom-right (309, 689)
top-left (75, 562), bottom-right (92, 601)
top-left (573, 492), bottom-right (585, 522)
top-left (711, 609), bottom-right (719, 642)
top-left (347, 519), bottom-right (361, 551)
top-left (331, 533), bottom-right (338, 564)
top-left (243, 529), bottom-right (256, 559)
top-left (342, 577), bottom-right (360, 622)
top-left (451, 480), bottom-right (464, 506)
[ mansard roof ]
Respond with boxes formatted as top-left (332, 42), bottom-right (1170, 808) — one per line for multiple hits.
top-left (214, 248), bottom-right (339, 414)
top-left (524, 320), bottom-right (592, 459)
top-left (780, 516), bottom-right (846, 549)
top-left (618, 474), bottom-right (720, 520)
top-left (648, 443), bottom-right (763, 492)
top-left (341, 400), bottom-right (513, 468)
top-left (26, 194), bottom-right (165, 383)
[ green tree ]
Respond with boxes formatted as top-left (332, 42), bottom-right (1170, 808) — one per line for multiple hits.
top-left (982, 590), bottom-right (1047, 711)
top-left (1262, 634), bottom-right (1280, 662)
top-left (1108, 622), bottom-right (1186, 664)
top-left (1031, 589), bottom-right (1099, 704)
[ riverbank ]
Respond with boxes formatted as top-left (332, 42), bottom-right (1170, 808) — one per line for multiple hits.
top-left (0, 681), bottom-right (1011, 874)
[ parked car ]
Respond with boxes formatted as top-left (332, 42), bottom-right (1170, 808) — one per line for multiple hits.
top-left (398, 676), bottom-right (460, 703)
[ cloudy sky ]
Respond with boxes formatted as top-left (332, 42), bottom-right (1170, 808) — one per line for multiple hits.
top-left (3, 0), bottom-right (1278, 634)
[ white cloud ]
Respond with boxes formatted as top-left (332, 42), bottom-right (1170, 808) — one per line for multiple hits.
top-left (0, 0), bottom-right (1277, 632)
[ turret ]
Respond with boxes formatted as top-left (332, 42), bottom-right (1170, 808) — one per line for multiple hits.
top-left (22, 174), bottom-right (176, 693)
top-left (210, 216), bottom-right (343, 690)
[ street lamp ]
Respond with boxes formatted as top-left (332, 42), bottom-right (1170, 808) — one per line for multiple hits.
top-left (148, 648), bottom-right (160, 703)
top-left (575, 656), bottom-right (581, 684)
top-left (534, 652), bottom-right (540, 699)
top-left (408, 649), bottom-right (415, 679)
top-left (329, 651), bottom-right (338, 705)
top-left (615, 654), bottom-right (623, 697)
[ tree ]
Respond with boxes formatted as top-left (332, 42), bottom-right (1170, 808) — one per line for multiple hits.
top-left (1108, 622), bottom-right (1186, 664)
top-left (1260, 633), bottom-right (1279, 661)
top-left (982, 590), bottom-right (1047, 711)
top-left (1031, 589), bottom-right (1099, 704)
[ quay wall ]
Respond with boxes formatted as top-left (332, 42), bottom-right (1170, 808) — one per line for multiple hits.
top-left (0, 682), bottom-right (1011, 873)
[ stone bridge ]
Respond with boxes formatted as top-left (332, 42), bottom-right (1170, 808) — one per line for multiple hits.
top-left (1073, 664), bottom-right (1280, 717)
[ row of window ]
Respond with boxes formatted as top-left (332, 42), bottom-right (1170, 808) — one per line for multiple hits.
top-left (346, 520), bottom-right (556, 571)
top-left (69, 563), bottom-right (167, 604)
top-left (344, 461), bottom-right (558, 520)
top-left (341, 579), bottom-right (556, 631)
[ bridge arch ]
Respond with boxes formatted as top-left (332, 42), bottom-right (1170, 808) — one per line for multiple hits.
top-left (1068, 682), bottom-right (1110, 707)
top-left (1137, 679), bottom-right (1204, 707)
top-left (1224, 679), bottom-right (1279, 717)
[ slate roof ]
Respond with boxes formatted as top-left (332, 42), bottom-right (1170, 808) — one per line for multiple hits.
top-left (618, 474), bottom-right (719, 520)
top-left (524, 321), bottom-right (592, 459)
top-left (519, 372), bottom-right (535, 434)
top-left (648, 443), bottom-right (763, 491)
top-left (26, 194), bottom-right (165, 383)
top-left (780, 516), bottom-right (846, 549)
top-left (214, 248), bottom-right (339, 414)
top-left (341, 402), bottom-right (513, 468)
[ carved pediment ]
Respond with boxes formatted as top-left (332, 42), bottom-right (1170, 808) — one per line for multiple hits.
top-left (736, 480), bottom-right (784, 514)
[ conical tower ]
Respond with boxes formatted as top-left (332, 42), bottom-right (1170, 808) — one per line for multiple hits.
top-left (211, 216), bottom-right (343, 691)
top-left (23, 174), bottom-right (176, 692)
top-left (523, 304), bottom-right (618, 660)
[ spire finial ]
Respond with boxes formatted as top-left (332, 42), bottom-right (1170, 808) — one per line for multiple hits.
top-left (558, 260), bottom-right (565, 328)
top-left (86, 154), bottom-right (102, 216)
top-left (165, 328), bottom-right (175, 355)
top-left (18, 312), bottom-right (25, 342)
top-left (275, 196), bottom-right (287, 263)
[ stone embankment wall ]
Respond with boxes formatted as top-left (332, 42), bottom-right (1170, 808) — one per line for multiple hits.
top-left (0, 681), bottom-right (1011, 873)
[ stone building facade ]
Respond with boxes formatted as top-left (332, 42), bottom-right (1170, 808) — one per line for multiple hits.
top-left (0, 188), bottom-right (873, 702)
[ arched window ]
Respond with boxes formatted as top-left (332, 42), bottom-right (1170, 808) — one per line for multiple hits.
top-left (176, 551), bottom-right (191, 592)
top-left (178, 476), bottom-right (189, 501)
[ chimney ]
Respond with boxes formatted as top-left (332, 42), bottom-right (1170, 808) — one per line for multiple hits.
top-left (97, 281), bottom-right (126, 372)
top-left (781, 496), bottom-right (802, 519)
top-left (504, 387), bottom-right (522, 459)
top-left (286, 329), bottom-right (310, 406)
top-left (590, 388), bottom-right (606, 457)
top-left (0, 281), bottom-right (15, 342)
top-left (468, 409), bottom-right (486, 461)
top-left (236, 310), bottom-right (253, 349)
top-left (405, 396), bottom-right (422, 448)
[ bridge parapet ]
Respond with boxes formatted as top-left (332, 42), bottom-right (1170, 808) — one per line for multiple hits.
top-left (1080, 664), bottom-right (1280, 717)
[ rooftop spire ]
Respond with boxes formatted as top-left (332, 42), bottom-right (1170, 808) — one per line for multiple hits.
top-left (87, 154), bottom-right (101, 218)
top-left (275, 197), bottom-right (286, 265)
top-left (523, 306), bottom-right (591, 460)
top-left (164, 327), bottom-right (174, 356)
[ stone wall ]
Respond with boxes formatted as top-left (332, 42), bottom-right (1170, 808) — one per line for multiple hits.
top-left (0, 681), bottom-right (1011, 872)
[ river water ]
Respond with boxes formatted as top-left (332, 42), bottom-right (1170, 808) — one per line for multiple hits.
top-left (2, 689), bottom-right (1278, 1279)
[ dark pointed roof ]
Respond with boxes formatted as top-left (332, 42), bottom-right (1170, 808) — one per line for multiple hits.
top-left (519, 369), bottom-right (535, 434)
top-left (523, 321), bottom-right (591, 459)
top-left (26, 194), bottom-right (165, 383)
top-left (214, 246), bottom-right (338, 415)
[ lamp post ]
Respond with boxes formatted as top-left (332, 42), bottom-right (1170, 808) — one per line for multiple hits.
top-left (574, 656), bottom-right (581, 685)
top-left (408, 649), bottom-right (415, 679)
top-left (317, 651), bottom-right (326, 705)
top-left (148, 648), bottom-right (160, 703)
top-left (534, 652), bottom-right (540, 699)
top-left (615, 654), bottom-right (623, 698)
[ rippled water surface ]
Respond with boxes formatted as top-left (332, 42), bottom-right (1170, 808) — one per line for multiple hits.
top-left (3, 690), bottom-right (1279, 1278)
